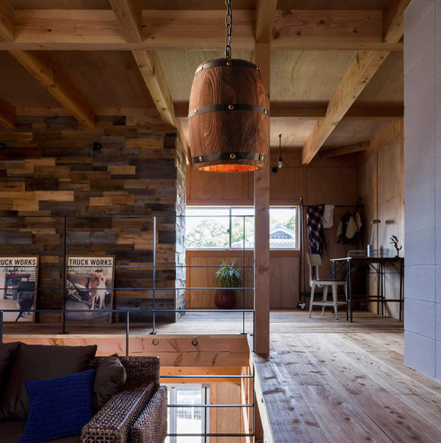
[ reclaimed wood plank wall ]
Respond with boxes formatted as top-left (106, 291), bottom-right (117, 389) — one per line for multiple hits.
top-left (0, 115), bottom-right (186, 323)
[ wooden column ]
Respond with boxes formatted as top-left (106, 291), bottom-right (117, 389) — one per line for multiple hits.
top-left (254, 43), bottom-right (270, 355)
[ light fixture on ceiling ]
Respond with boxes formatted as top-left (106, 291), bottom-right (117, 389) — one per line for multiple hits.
top-left (272, 134), bottom-right (283, 173)
top-left (188, 0), bottom-right (270, 173)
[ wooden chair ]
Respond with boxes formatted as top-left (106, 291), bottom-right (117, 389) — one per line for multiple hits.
top-left (307, 253), bottom-right (347, 320)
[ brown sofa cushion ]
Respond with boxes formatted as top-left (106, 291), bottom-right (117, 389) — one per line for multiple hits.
top-left (0, 343), bottom-right (97, 420)
top-left (0, 342), bottom-right (20, 399)
top-left (0, 420), bottom-right (81, 443)
top-left (93, 355), bottom-right (127, 411)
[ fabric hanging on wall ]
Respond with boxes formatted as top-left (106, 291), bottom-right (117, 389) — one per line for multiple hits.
top-left (306, 205), bottom-right (326, 255)
top-left (337, 211), bottom-right (360, 243)
top-left (346, 216), bottom-right (358, 239)
top-left (322, 205), bottom-right (335, 229)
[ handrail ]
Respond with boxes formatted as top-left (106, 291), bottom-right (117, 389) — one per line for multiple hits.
top-left (0, 213), bottom-right (256, 439)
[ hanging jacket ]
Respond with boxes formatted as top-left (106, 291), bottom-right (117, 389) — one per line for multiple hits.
top-left (337, 211), bottom-right (358, 244)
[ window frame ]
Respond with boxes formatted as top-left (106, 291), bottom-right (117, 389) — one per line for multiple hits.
top-left (185, 205), bottom-right (299, 251)
top-left (166, 383), bottom-right (210, 443)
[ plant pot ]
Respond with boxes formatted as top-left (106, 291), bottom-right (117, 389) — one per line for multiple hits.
top-left (215, 290), bottom-right (236, 309)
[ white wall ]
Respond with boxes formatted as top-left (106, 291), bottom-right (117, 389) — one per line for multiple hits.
top-left (404, 0), bottom-right (440, 380)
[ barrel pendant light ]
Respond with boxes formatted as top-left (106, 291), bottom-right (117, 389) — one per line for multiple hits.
top-left (188, 0), bottom-right (270, 173)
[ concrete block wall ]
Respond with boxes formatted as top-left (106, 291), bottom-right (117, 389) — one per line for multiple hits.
top-left (404, 0), bottom-right (440, 380)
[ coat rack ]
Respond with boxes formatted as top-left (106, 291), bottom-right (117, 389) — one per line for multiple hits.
top-left (298, 196), bottom-right (364, 304)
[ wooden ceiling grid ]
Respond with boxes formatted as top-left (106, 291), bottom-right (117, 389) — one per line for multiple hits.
top-left (0, 0), bottom-right (408, 162)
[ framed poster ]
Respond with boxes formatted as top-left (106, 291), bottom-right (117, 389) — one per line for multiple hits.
top-left (65, 256), bottom-right (115, 323)
top-left (0, 256), bottom-right (39, 323)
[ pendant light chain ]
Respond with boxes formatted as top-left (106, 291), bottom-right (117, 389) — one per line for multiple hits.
top-left (225, 0), bottom-right (233, 59)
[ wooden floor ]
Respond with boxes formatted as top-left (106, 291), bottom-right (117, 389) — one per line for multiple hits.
top-left (5, 309), bottom-right (440, 442)
top-left (2, 309), bottom-right (403, 336)
top-left (252, 311), bottom-right (441, 443)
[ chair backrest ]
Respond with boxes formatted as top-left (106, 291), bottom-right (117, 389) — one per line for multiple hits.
top-left (306, 253), bottom-right (321, 285)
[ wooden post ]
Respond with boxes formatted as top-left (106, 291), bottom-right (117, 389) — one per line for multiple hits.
top-left (254, 43), bottom-right (270, 355)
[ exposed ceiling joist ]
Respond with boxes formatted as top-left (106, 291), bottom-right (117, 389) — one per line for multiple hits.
top-left (0, 0), bottom-right (14, 42)
top-left (384, 0), bottom-right (412, 43)
top-left (9, 51), bottom-right (95, 129)
top-left (108, 0), bottom-right (142, 43)
top-left (0, 10), bottom-right (402, 51)
top-left (302, 51), bottom-right (389, 164)
top-left (255, 0), bottom-right (278, 43)
top-left (319, 141), bottom-right (370, 159)
top-left (132, 50), bottom-right (190, 162)
top-left (174, 102), bottom-right (403, 120)
top-left (132, 51), bottom-right (175, 128)
top-left (0, 94), bottom-right (15, 128)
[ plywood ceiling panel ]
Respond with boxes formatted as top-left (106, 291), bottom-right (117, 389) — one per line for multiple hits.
top-left (271, 118), bottom-right (316, 148)
top-left (50, 51), bottom-right (155, 109)
top-left (355, 52), bottom-right (404, 105)
top-left (0, 52), bottom-right (60, 108)
top-left (323, 120), bottom-right (389, 147)
top-left (157, 50), bottom-right (254, 102)
top-left (270, 51), bottom-right (356, 102)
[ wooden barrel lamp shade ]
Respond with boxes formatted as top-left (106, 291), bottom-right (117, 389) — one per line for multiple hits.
top-left (188, 58), bottom-right (270, 173)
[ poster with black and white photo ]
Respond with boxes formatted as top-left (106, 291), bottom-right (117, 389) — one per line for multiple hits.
top-left (0, 257), bottom-right (39, 323)
top-left (65, 256), bottom-right (115, 323)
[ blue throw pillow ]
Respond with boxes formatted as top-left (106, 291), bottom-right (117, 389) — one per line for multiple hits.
top-left (20, 369), bottom-right (95, 443)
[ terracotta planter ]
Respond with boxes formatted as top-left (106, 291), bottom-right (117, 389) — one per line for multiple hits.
top-left (215, 290), bottom-right (236, 309)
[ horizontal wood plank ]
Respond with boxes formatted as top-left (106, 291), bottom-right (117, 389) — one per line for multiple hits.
top-left (0, 10), bottom-right (403, 51)
top-left (175, 102), bottom-right (404, 120)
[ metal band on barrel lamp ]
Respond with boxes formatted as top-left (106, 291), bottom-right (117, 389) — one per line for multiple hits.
top-left (193, 152), bottom-right (266, 164)
top-left (195, 59), bottom-right (259, 74)
top-left (188, 104), bottom-right (269, 119)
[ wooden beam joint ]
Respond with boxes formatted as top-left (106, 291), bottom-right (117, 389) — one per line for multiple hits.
top-left (0, 94), bottom-right (15, 128)
top-left (9, 50), bottom-right (95, 128)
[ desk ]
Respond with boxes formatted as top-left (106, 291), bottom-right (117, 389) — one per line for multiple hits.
top-left (330, 256), bottom-right (404, 323)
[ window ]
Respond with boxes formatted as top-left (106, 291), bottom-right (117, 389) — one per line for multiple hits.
top-left (185, 206), bottom-right (298, 250)
top-left (166, 384), bottom-right (209, 443)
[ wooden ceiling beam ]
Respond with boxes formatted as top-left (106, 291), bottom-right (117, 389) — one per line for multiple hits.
top-left (301, 0), bottom-right (408, 164)
top-left (132, 51), bottom-right (175, 128)
top-left (0, 9), bottom-right (402, 51)
top-left (318, 141), bottom-right (370, 159)
top-left (0, 0), bottom-right (14, 42)
top-left (9, 51), bottom-right (95, 129)
top-left (255, 0), bottom-right (278, 43)
top-left (0, 94), bottom-right (15, 128)
top-left (132, 50), bottom-right (191, 162)
top-left (301, 51), bottom-right (389, 164)
top-left (383, 0), bottom-right (412, 43)
top-left (174, 102), bottom-right (403, 120)
top-left (108, 0), bottom-right (142, 43)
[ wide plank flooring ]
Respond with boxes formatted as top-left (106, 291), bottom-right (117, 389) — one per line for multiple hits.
top-left (252, 312), bottom-right (441, 443)
top-left (2, 309), bottom-right (403, 337)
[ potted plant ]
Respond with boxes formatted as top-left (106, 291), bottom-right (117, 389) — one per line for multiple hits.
top-left (214, 260), bottom-right (242, 309)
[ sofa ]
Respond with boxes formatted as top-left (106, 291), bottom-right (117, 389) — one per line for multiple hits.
top-left (0, 343), bottom-right (167, 442)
